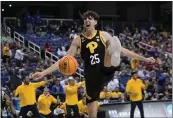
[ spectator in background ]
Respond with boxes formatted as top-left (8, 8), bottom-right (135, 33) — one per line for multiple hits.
top-left (133, 29), bottom-right (141, 48)
top-left (151, 93), bottom-right (159, 100)
top-left (112, 87), bottom-right (122, 100)
top-left (51, 80), bottom-right (64, 95)
top-left (44, 43), bottom-right (53, 52)
top-left (57, 46), bottom-right (66, 57)
top-left (99, 86), bottom-right (112, 100)
top-left (14, 47), bottom-right (28, 67)
top-left (69, 30), bottom-right (78, 40)
top-left (10, 42), bottom-right (17, 49)
top-left (25, 12), bottom-right (34, 33)
top-left (123, 27), bottom-right (131, 36)
top-left (150, 24), bottom-right (156, 31)
top-left (120, 93), bottom-right (126, 102)
top-left (137, 65), bottom-right (146, 79)
top-left (2, 42), bottom-right (11, 65)
top-left (103, 92), bottom-right (112, 104)
top-left (133, 29), bottom-right (141, 40)
top-left (167, 44), bottom-right (172, 53)
top-left (130, 58), bottom-right (140, 69)
top-left (107, 76), bottom-right (119, 91)
top-left (141, 27), bottom-right (149, 36)
top-left (34, 10), bottom-right (42, 32)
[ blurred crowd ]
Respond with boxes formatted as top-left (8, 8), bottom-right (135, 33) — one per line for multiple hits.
top-left (1, 16), bottom-right (172, 118)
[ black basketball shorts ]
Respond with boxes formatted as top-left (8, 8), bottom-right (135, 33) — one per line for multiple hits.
top-left (85, 66), bottom-right (120, 104)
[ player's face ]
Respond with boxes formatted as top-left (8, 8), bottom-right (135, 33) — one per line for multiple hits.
top-left (105, 93), bottom-right (110, 100)
top-left (133, 74), bottom-right (138, 79)
top-left (69, 80), bottom-right (75, 85)
top-left (84, 16), bottom-right (97, 30)
top-left (43, 88), bottom-right (50, 96)
top-left (55, 81), bottom-right (60, 86)
top-left (24, 77), bottom-right (30, 85)
top-left (115, 88), bottom-right (119, 92)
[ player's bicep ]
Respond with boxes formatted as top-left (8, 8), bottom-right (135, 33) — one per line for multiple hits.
top-left (66, 37), bottom-right (80, 56)
top-left (121, 47), bottom-right (129, 56)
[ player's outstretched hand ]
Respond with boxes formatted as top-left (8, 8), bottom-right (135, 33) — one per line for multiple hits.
top-left (145, 57), bottom-right (156, 63)
top-left (32, 72), bottom-right (44, 80)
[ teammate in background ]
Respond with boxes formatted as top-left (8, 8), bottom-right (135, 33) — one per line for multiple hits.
top-left (2, 90), bottom-right (17, 117)
top-left (126, 71), bottom-right (145, 118)
top-left (65, 76), bottom-right (85, 118)
top-left (32, 10), bottom-right (155, 117)
top-left (77, 96), bottom-right (88, 118)
top-left (38, 87), bottom-right (59, 118)
top-left (14, 77), bottom-right (54, 118)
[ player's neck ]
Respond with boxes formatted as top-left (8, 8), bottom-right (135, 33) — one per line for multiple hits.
top-left (84, 28), bottom-right (96, 37)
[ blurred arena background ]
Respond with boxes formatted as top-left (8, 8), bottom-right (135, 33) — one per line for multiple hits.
top-left (1, 1), bottom-right (172, 118)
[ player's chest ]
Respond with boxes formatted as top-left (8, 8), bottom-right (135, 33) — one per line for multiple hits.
top-left (81, 38), bottom-right (105, 53)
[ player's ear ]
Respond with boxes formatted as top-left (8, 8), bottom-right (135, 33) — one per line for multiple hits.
top-left (94, 20), bottom-right (97, 25)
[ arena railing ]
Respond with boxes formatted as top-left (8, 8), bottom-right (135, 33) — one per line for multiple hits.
top-left (45, 51), bottom-right (84, 78)
top-left (14, 31), bottom-right (25, 47)
top-left (119, 33), bottom-right (133, 41)
top-left (138, 41), bottom-right (153, 52)
top-left (45, 51), bottom-right (59, 63)
top-left (3, 17), bottom-right (17, 28)
top-left (41, 18), bottom-right (73, 26)
top-left (28, 41), bottom-right (41, 58)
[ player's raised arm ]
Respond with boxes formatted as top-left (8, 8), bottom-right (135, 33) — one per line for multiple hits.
top-left (32, 37), bottom-right (81, 79)
top-left (121, 47), bottom-right (155, 63)
top-left (102, 31), bottom-right (155, 64)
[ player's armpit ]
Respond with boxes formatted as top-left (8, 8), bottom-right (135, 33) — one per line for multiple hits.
top-left (66, 37), bottom-right (81, 56)
top-left (101, 31), bottom-right (112, 47)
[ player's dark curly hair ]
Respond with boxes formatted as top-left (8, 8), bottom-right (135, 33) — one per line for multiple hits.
top-left (82, 10), bottom-right (100, 21)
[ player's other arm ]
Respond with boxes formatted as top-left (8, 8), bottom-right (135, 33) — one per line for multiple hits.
top-left (121, 47), bottom-right (155, 63)
top-left (102, 31), bottom-right (155, 63)
top-left (76, 81), bottom-right (85, 88)
top-left (32, 37), bottom-right (80, 78)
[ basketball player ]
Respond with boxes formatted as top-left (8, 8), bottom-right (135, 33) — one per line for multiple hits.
top-left (32, 11), bottom-right (155, 117)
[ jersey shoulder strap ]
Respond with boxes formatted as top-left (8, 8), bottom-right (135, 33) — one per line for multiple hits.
top-left (99, 31), bottom-right (106, 47)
